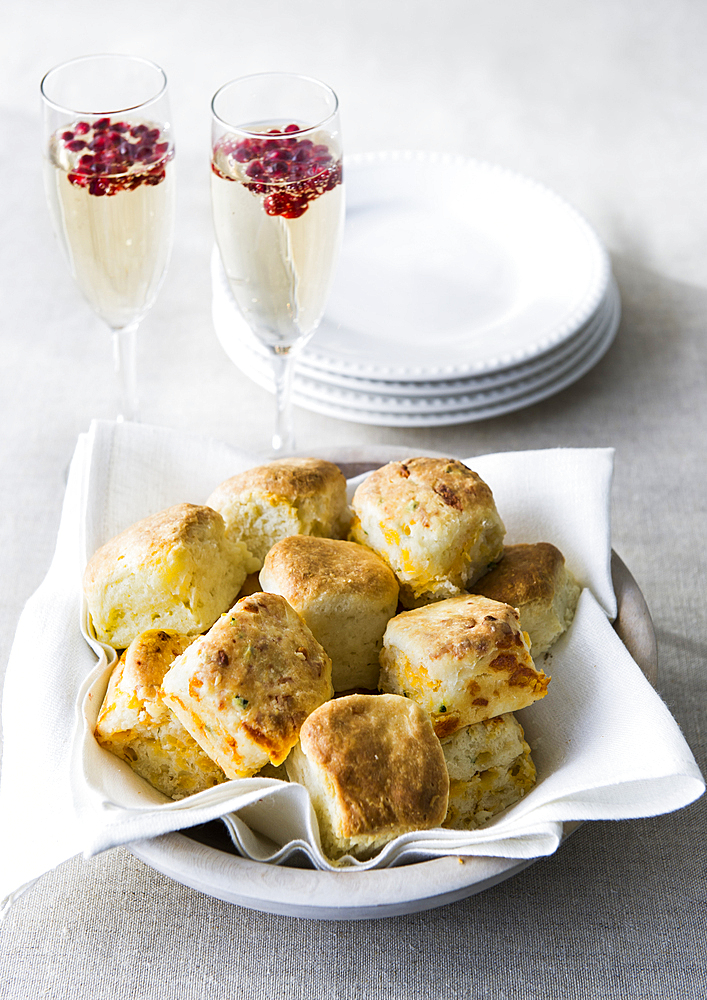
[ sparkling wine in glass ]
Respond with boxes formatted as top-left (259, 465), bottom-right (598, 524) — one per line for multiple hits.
top-left (41, 54), bottom-right (176, 421)
top-left (210, 73), bottom-right (344, 452)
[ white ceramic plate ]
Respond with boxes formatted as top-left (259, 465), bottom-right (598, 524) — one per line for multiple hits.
top-left (128, 451), bottom-right (656, 923)
top-left (214, 250), bottom-right (615, 399)
top-left (222, 280), bottom-right (619, 427)
top-left (224, 279), bottom-right (618, 419)
top-left (290, 283), bottom-right (620, 425)
top-left (212, 151), bottom-right (610, 381)
top-left (294, 297), bottom-right (609, 395)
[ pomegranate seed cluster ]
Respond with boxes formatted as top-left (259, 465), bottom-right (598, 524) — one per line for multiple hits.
top-left (212, 124), bottom-right (342, 219)
top-left (56, 118), bottom-right (173, 197)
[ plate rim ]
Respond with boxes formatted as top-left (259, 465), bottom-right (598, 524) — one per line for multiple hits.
top-left (275, 282), bottom-right (618, 413)
top-left (283, 286), bottom-right (620, 426)
top-left (214, 277), bottom-right (620, 426)
top-left (222, 275), bottom-right (615, 401)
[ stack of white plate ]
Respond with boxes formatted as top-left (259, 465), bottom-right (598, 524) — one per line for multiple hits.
top-left (212, 151), bottom-right (619, 427)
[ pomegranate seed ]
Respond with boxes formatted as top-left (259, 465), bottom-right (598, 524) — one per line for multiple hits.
top-left (215, 130), bottom-right (341, 217)
top-left (263, 192), bottom-right (288, 215)
top-left (63, 118), bottom-right (170, 196)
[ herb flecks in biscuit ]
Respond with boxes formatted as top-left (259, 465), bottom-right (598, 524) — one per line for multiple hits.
top-left (162, 592), bottom-right (333, 778)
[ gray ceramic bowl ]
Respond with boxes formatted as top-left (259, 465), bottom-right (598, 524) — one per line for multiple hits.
top-left (129, 449), bottom-right (657, 919)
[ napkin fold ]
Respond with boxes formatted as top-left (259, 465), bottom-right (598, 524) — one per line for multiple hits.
top-left (1, 421), bottom-right (703, 906)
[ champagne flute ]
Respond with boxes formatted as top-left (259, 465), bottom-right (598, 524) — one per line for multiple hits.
top-left (210, 73), bottom-right (344, 452)
top-left (41, 54), bottom-right (176, 422)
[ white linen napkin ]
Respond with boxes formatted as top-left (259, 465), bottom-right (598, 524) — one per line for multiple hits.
top-left (1, 421), bottom-right (703, 908)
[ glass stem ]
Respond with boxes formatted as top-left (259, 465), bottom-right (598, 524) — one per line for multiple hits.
top-left (270, 345), bottom-right (297, 453)
top-left (112, 321), bottom-right (140, 423)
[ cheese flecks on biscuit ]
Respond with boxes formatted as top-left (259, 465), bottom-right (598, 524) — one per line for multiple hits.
top-left (349, 457), bottom-right (505, 608)
top-left (94, 629), bottom-right (228, 800)
top-left (440, 714), bottom-right (536, 829)
top-left (379, 593), bottom-right (549, 737)
top-left (83, 503), bottom-right (258, 649)
top-left (287, 694), bottom-right (449, 861)
top-left (470, 542), bottom-right (581, 655)
top-left (162, 592), bottom-right (333, 778)
top-left (259, 536), bottom-right (399, 692)
top-left (207, 457), bottom-right (348, 569)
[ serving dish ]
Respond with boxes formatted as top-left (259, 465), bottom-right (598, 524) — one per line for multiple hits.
top-left (128, 452), bottom-right (657, 920)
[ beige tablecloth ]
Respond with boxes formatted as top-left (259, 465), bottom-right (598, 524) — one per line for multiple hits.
top-left (1, 1), bottom-right (706, 997)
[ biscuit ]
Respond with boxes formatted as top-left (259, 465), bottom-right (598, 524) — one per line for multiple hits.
top-left (94, 629), bottom-right (228, 799)
top-left (440, 713), bottom-right (536, 829)
top-left (286, 694), bottom-right (449, 860)
top-left (207, 457), bottom-right (348, 568)
top-left (259, 536), bottom-right (399, 691)
top-left (349, 458), bottom-right (505, 608)
top-left (470, 543), bottom-right (581, 656)
top-left (379, 593), bottom-right (549, 737)
top-left (83, 503), bottom-right (258, 649)
top-left (162, 592), bottom-right (333, 778)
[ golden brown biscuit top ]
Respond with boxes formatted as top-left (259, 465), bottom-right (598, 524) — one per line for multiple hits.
top-left (261, 536), bottom-right (399, 603)
top-left (299, 694), bottom-right (449, 836)
top-left (208, 457), bottom-right (346, 506)
top-left (120, 629), bottom-right (195, 700)
top-left (351, 457), bottom-right (497, 527)
top-left (389, 594), bottom-right (528, 662)
top-left (83, 503), bottom-right (225, 587)
top-left (182, 592), bottom-right (332, 754)
top-left (470, 543), bottom-right (565, 606)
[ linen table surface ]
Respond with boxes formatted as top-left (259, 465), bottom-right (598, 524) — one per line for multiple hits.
top-left (1, 2), bottom-right (705, 998)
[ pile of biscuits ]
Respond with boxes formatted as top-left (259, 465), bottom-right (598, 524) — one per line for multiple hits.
top-left (87, 456), bottom-right (580, 861)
